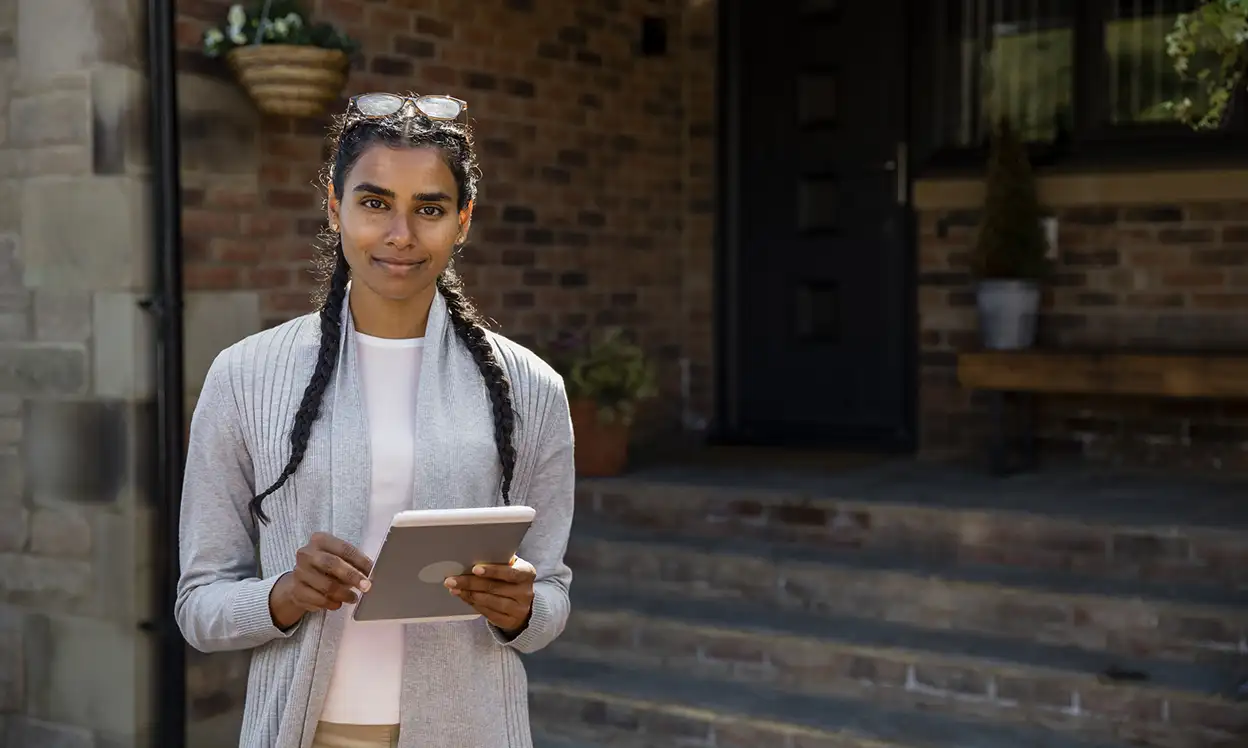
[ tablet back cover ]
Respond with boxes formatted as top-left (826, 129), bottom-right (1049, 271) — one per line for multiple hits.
top-left (353, 518), bottom-right (533, 622)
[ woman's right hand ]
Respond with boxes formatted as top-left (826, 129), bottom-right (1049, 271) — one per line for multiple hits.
top-left (268, 532), bottom-right (374, 630)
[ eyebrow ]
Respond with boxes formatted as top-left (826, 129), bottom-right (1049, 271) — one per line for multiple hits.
top-left (352, 183), bottom-right (454, 203)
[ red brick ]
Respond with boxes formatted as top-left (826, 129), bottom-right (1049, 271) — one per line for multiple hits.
top-left (240, 214), bottom-right (287, 237)
top-left (246, 267), bottom-right (294, 289)
top-left (185, 266), bottom-right (242, 290)
top-left (182, 208), bottom-right (237, 237)
top-left (266, 190), bottom-right (318, 210)
top-left (211, 239), bottom-right (264, 264)
top-left (1190, 293), bottom-right (1248, 309)
top-left (203, 188), bottom-right (258, 211)
top-left (322, 0), bottom-right (366, 25)
top-left (1160, 269), bottom-right (1226, 287)
top-left (367, 6), bottom-right (410, 30)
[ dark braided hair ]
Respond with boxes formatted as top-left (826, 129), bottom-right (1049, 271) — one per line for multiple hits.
top-left (249, 99), bottom-right (517, 523)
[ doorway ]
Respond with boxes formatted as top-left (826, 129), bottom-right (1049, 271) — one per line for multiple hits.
top-left (717, 0), bottom-right (915, 449)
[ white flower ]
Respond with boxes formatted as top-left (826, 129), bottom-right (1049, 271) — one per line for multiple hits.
top-left (227, 4), bottom-right (246, 29)
top-left (229, 28), bottom-right (247, 45)
top-left (203, 27), bottom-right (225, 56)
top-left (272, 19), bottom-right (289, 37)
top-left (285, 12), bottom-right (302, 27)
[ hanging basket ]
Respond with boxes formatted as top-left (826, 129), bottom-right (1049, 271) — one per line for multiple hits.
top-left (226, 44), bottom-right (349, 118)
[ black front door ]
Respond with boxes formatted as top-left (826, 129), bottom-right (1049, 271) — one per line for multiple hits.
top-left (722, 0), bottom-right (912, 448)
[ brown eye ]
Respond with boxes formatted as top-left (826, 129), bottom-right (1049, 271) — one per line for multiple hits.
top-left (362, 198), bottom-right (386, 210)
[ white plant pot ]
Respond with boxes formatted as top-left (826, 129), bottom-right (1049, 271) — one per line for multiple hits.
top-left (976, 279), bottom-right (1040, 350)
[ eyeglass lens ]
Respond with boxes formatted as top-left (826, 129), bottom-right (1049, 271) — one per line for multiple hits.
top-left (354, 93), bottom-right (463, 120)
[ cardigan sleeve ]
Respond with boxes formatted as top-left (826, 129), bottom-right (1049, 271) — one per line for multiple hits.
top-left (174, 350), bottom-right (301, 653)
top-left (488, 377), bottom-right (575, 653)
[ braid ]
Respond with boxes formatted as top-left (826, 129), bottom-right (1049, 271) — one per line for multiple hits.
top-left (437, 264), bottom-right (517, 505)
top-left (249, 243), bottom-right (349, 524)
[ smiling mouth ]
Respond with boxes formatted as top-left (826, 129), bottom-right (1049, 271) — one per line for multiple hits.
top-left (372, 257), bottom-right (427, 274)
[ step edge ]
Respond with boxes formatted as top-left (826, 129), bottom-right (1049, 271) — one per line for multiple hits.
top-left (577, 475), bottom-right (1248, 538)
top-left (561, 602), bottom-right (1236, 702)
top-left (528, 678), bottom-right (921, 748)
top-left (526, 656), bottom-right (1137, 748)
top-left (569, 523), bottom-right (1248, 614)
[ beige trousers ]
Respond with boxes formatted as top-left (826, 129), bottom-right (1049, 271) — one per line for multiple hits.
top-left (311, 722), bottom-right (400, 748)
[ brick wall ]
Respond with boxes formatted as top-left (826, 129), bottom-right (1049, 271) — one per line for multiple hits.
top-left (175, 0), bottom-right (718, 434)
top-left (919, 201), bottom-right (1248, 469)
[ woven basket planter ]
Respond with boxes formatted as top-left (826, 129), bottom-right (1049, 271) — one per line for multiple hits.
top-left (226, 44), bottom-right (349, 118)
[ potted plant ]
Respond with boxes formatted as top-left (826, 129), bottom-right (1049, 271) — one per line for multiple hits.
top-left (1163, 0), bottom-right (1248, 130)
top-left (202, 1), bottom-right (358, 118)
top-left (541, 328), bottom-right (657, 477)
top-left (971, 117), bottom-right (1052, 351)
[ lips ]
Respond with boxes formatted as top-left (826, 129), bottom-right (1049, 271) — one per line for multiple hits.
top-left (371, 256), bottom-right (427, 275)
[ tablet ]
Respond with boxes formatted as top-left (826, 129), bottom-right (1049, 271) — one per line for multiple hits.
top-left (352, 505), bottom-right (537, 623)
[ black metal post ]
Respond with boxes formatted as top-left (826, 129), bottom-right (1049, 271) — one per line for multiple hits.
top-left (145, 0), bottom-right (187, 744)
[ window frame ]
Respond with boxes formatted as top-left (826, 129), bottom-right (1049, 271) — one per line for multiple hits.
top-left (912, 0), bottom-right (1248, 175)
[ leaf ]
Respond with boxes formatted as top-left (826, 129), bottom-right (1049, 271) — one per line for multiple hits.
top-left (200, 0), bottom-right (358, 56)
top-left (535, 326), bottom-right (657, 425)
top-left (1161, 0), bottom-right (1248, 130)
top-left (970, 117), bottom-right (1050, 281)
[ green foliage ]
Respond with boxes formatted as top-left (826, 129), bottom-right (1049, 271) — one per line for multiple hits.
top-left (1163, 0), bottom-right (1248, 129)
top-left (971, 118), bottom-right (1051, 281)
top-left (540, 328), bottom-right (658, 426)
top-left (202, 1), bottom-right (359, 58)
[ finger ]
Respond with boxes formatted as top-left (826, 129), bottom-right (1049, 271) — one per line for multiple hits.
top-left (291, 569), bottom-right (355, 607)
top-left (290, 583), bottom-right (339, 611)
top-left (293, 564), bottom-right (332, 593)
top-left (313, 550), bottom-right (371, 592)
top-left (455, 590), bottom-right (525, 619)
top-left (293, 564), bottom-right (356, 604)
top-left (315, 578), bottom-right (358, 605)
top-left (445, 575), bottom-right (508, 595)
top-left (327, 536), bottom-right (375, 576)
top-left (469, 562), bottom-right (535, 584)
top-left (312, 533), bottom-right (375, 577)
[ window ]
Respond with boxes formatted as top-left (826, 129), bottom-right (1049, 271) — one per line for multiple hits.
top-left (926, 0), bottom-right (1237, 151)
top-left (935, 1), bottom-right (1075, 147)
top-left (1104, 0), bottom-right (1213, 125)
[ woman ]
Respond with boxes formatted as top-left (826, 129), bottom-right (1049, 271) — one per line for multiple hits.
top-left (175, 92), bottom-right (575, 748)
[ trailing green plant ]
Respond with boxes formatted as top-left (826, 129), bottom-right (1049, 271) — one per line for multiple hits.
top-left (971, 117), bottom-right (1051, 281)
top-left (540, 328), bottom-right (657, 426)
top-left (1163, 0), bottom-right (1248, 129)
top-left (202, 1), bottom-right (359, 58)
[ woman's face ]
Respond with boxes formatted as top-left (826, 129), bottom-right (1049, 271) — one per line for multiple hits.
top-left (328, 143), bottom-right (471, 305)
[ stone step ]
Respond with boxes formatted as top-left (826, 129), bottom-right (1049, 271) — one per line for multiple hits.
top-left (531, 733), bottom-right (599, 748)
top-left (551, 584), bottom-right (1246, 748)
top-left (575, 463), bottom-right (1248, 589)
top-left (526, 654), bottom-right (1145, 748)
top-left (564, 522), bottom-right (1248, 667)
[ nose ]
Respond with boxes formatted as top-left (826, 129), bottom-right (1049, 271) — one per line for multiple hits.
top-left (384, 211), bottom-right (414, 248)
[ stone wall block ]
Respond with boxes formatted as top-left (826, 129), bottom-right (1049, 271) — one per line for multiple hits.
top-left (20, 177), bottom-right (152, 291)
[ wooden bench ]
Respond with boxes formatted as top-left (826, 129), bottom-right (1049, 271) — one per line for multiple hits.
top-left (956, 350), bottom-right (1248, 474)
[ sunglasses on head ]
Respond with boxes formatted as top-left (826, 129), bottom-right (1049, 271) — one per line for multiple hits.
top-left (345, 92), bottom-right (468, 121)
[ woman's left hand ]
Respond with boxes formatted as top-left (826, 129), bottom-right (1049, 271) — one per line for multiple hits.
top-left (444, 556), bottom-right (536, 633)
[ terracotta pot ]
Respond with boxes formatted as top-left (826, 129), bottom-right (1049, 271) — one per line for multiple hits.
top-left (569, 398), bottom-right (630, 477)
